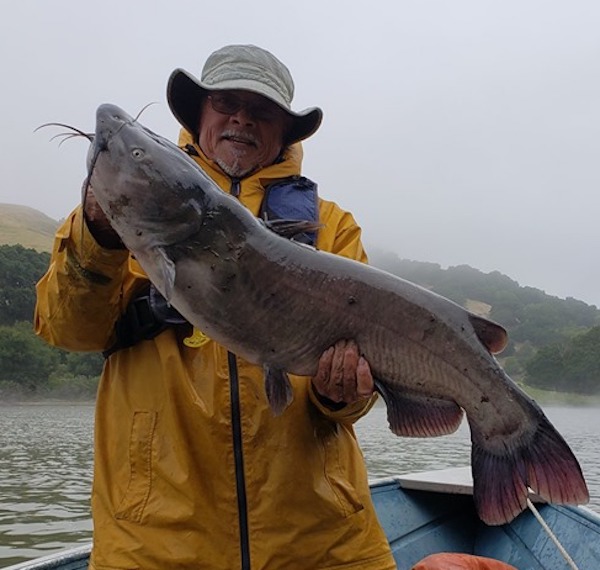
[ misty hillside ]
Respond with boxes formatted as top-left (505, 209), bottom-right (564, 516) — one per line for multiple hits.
top-left (0, 204), bottom-right (58, 253)
top-left (367, 246), bottom-right (600, 351)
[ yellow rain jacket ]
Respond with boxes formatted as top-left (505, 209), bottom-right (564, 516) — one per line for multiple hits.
top-left (35, 138), bottom-right (396, 570)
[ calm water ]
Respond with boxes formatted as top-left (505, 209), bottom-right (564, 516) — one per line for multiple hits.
top-left (0, 403), bottom-right (599, 567)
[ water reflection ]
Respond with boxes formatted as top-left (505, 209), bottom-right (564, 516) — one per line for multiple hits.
top-left (0, 405), bottom-right (94, 566)
top-left (0, 403), bottom-right (598, 566)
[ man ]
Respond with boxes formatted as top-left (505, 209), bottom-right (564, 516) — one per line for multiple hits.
top-left (35, 45), bottom-right (396, 569)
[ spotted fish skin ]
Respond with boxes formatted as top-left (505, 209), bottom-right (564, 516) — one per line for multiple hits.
top-left (87, 104), bottom-right (589, 525)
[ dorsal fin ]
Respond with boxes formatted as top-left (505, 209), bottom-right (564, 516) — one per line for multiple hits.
top-left (469, 314), bottom-right (508, 354)
top-left (262, 218), bottom-right (322, 240)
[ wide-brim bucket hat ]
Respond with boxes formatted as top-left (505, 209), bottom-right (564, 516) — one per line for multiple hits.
top-left (167, 44), bottom-right (323, 145)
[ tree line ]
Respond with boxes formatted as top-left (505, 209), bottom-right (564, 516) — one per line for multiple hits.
top-left (525, 326), bottom-right (600, 394)
top-left (1, 243), bottom-right (600, 400)
top-left (0, 244), bottom-right (102, 400)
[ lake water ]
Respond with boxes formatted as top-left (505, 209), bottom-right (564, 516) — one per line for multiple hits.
top-left (1, 403), bottom-right (599, 567)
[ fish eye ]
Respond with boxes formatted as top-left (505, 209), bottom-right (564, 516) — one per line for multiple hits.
top-left (131, 148), bottom-right (145, 159)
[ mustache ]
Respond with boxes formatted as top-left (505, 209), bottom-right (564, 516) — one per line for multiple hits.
top-left (220, 129), bottom-right (259, 146)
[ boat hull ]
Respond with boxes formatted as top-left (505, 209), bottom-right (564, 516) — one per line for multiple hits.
top-left (6, 468), bottom-right (600, 570)
top-left (374, 468), bottom-right (600, 569)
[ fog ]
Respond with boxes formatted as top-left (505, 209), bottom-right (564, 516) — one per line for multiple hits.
top-left (2, 0), bottom-right (599, 304)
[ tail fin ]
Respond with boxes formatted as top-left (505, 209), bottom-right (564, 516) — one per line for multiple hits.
top-left (470, 414), bottom-right (589, 525)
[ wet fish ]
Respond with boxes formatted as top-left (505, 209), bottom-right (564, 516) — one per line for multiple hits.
top-left (85, 104), bottom-right (588, 526)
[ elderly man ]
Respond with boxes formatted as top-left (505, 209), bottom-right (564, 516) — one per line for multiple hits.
top-left (35, 45), bottom-right (396, 570)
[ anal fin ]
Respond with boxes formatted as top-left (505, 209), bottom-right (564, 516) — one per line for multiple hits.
top-left (375, 380), bottom-right (464, 437)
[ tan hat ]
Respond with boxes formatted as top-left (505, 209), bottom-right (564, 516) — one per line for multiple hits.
top-left (167, 44), bottom-right (323, 145)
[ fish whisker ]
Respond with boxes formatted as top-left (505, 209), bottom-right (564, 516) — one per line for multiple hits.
top-left (49, 132), bottom-right (93, 147)
top-left (134, 102), bottom-right (159, 122)
top-left (35, 122), bottom-right (95, 144)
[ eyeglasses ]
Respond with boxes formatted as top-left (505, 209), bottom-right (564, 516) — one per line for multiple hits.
top-left (207, 93), bottom-right (284, 122)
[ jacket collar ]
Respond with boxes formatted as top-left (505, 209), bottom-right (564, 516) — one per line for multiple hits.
top-left (176, 128), bottom-right (303, 194)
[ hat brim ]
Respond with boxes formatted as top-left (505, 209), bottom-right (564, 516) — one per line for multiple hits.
top-left (167, 68), bottom-right (323, 145)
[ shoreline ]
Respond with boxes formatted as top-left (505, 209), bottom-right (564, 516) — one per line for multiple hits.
top-left (0, 399), bottom-right (96, 406)
top-left (3, 387), bottom-right (600, 408)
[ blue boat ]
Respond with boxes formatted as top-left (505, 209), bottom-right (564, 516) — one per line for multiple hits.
top-left (374, 468), bottom-right (600, 569)
top-left (5, 468), bottom-right (600, 570)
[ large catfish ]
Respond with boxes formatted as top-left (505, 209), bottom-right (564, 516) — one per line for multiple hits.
top-left (83, 104), bottom-right (588, 525)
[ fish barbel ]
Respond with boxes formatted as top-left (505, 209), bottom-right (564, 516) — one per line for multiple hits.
top-left (85, 104), bottom-right (589, 525)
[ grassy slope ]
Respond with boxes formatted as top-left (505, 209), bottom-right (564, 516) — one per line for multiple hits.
top-left (0, 203), bottom-right (58, 253)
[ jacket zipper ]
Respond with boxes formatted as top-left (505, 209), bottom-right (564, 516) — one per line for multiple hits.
top-left (230, 178), bottom-right (241, 197)
top-left (228, 350), bottom-right (251, 570)
top-left (228, 178), bottom-right (250, 569)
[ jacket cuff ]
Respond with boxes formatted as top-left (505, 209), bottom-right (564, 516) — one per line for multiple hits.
top-left (308, 382), bottom-right (379, 423)
top-left (61, 207), bottom-right (129, 279)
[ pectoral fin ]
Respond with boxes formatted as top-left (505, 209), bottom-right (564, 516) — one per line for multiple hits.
top-left (264, 366), bottom-right (294, 415)
top-left (375, 380), bottom-right (464, 437)
top-left (156, 247), bottom-right (177, 302)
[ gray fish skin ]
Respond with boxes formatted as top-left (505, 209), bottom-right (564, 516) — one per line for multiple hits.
top-left (87, 104), bottom-right (589, 526)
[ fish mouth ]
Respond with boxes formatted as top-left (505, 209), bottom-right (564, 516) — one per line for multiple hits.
top-left (84, 105), bottom-right (134, 205)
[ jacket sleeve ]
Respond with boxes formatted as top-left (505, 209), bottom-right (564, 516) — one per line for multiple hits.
top-left (34, 206), bottom-right (133, 352)
top-left (316, 200), bottom-right (369, 263)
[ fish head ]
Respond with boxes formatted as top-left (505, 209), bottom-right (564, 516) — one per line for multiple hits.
top-left (87, 103), bottom-right (212, 251)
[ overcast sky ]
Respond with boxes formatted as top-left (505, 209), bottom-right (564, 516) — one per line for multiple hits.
top-left (2, 1), bottom-right (599, 306)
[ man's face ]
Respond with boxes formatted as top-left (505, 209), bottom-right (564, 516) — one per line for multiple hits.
top-left (198, 90), bottom-right (292, 178)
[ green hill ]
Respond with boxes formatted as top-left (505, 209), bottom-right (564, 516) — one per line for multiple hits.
top-left (0, 204), bottom-right (58, 253)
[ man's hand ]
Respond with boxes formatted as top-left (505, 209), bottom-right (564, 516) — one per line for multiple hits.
top-left (83, 184), bottom-right (124, 249)
top-left (312, 339), bottom-right (374, 406)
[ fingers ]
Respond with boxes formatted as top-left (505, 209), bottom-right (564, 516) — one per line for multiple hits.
top-left (341, 340), bottom-right (359, 403)
top-left (330, 339), bottom-right (349, 401)
top-left (83, 188), bottom-right (107, 226)
top-left (356, 356), bottom-right (374, 399)
top-left (312, 346), bottom-right (334, 399)
top-left (312, 339), bottom-right (374, 405)
top-left (81, 183), bottom-right (124, 249)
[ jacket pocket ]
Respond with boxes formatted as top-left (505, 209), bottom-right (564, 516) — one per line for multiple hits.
top-left (114, 410), bottom-right (157, 523)
top-left (317, 423), bottom-right (365, 518)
